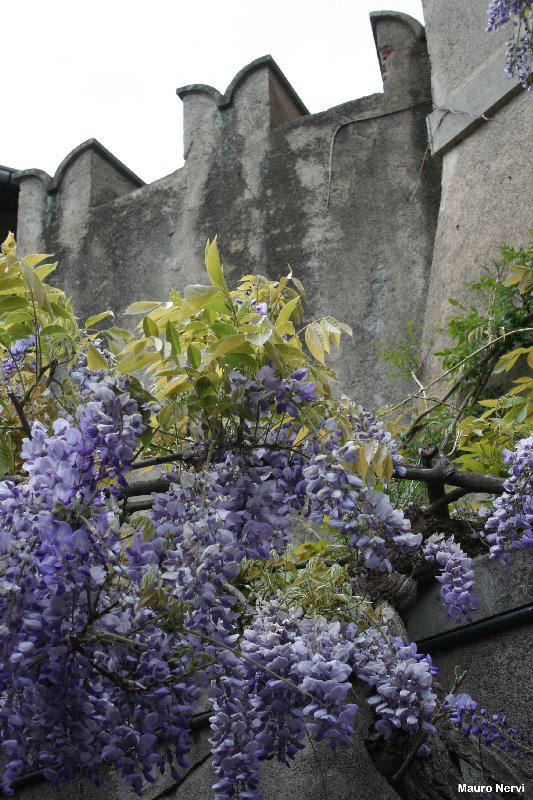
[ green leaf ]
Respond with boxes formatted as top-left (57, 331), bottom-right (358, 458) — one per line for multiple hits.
top-left (86, 310), bottom-right (114, 327)
top-left (236, 298), bottom-right (252, 323)
top-left (0, 440), bottom-right (12, 479)
top-left (184, 284), bottom-right (224, 311)
top-left (224, 353), bottom-right (257, 371)
top-left (305, 323), bottom-right (325, 364)
top-left (211, 321), bottom-right (238, 338)
top-left (117, 351), bottom-right (159, 373)
top-left (276, 296), bottom-right (300, 327)
top-left (291, 276), bottom-right (307, 301)
top-left (39, 324), bottom-right (71, 338)
top-left (22, 260), bottom-right (46, 307)
top-left (196, 376), bottom-right (215, 397)
top-left (143, 316), bottom-right (159, 337)
top-left (187, 344), bottom-right (202, 369)
top-left (165, 322), bottom-right (182, 356)
top-left (245, 329), bottom-right (273, 347)
top-left (211, 334), bottom-right (250, 357)
top-left (271, 342), bottom-right (307, 362)
top-left (23, 253), bottom-right (53, 267)
top-left (87, 342), bottom-right (108, 371)
top-left (34, 262), bottom-right (57, 281)
top-left (124, 301), bottom-right (162, 315)
top-left (205, 238), bottom-right (228, 290)
top-left (0, 296), bottom-right (30, 314)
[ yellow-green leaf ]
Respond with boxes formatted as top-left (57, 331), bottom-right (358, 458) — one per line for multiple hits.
top-left (87, 342), bottom-right (108, 371)
top-left (246, 329), bottom-right (273, 347)
top-left (159, 374), bottom-right (192, 397)
top-left (276, 296), bottom-right (300, 327)
top-left (24, 253), bottom-right (54, 268)
top-left (211, 321), bottom-right (238, 338)
top-left (211, 334), bottom-right (250, 357)
top-left (166, 322), bottom-right (182, 355)
top-left (338, 322), bottom-right (353, 336)
top-left (124, 301), bottom-right (162, 315)
top-left (187, 344), bottom-right (202, 369)
top-left (1, 233), bottom-right (16, 256)
top-left (305, 323), bottom-right (325, 364)
top-left (86, 310), bottom-right (114, 327)
top-left (205, 238), bottom-right (228, 291)
top-left (0, 276), bottom-right (25, 293)
top-left (0, 439), bottom-right (13, 479)
top-left (117, 351), bottom-right (159, 373)
top-left (34, 262), bottom-right (57, 281)
top-left (0, 296), bottom-right (30, 314)
top-left (143, 316), bottom-right (159, 338)
top-left (292, 425), bottom-right (309, 449)
top-left (22, 260), bottom-right (46, 307)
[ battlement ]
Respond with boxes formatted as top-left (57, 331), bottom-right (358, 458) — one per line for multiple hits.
top-left (10, 10), bottom-right (439, 410)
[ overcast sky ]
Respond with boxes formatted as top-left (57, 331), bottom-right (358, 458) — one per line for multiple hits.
top-left (5, 0), bottom-right (424, 184)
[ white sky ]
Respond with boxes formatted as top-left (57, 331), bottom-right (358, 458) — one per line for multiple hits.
top-left (5, 0), bottom-right (424, 184)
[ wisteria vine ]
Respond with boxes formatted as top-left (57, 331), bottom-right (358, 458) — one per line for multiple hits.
top-left (0, 233), bottom-right (531, 798)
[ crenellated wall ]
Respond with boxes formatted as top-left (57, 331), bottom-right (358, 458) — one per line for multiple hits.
top-left (14, 12), bottom-right (440, 410)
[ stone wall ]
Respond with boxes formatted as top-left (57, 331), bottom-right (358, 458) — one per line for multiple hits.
top-left (420, 0), bottom-right (533, 381)
top-left (14, 12), bottom-right (440, 410)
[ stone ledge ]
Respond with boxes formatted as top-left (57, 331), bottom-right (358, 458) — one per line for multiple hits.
top-left (426, 49), bottom-right (523, 155)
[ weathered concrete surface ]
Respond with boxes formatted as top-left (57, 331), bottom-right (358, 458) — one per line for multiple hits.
top-left (405, 549), bottom-right (533, 641)
top-left (13, 700), bottom-right (401, 800)
top-left (420, 1), bottom-right (509, 109)
top-left (15, 13), bottom-right (440, 410)
top-left (423, 623), bottom-right (533, 739)
top-left (420, 0), bottom-right (533, 383)
top-left (12, 726), bottom-right (211, 800)
top-left (406, 547), bottom-right (533, 783)
top-left (426, 50), bottom-right (523, 156)
top-left (168, 710), bottom-right (401, 800)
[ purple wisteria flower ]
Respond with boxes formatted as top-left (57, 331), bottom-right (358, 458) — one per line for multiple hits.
top-left (445, 693), bottom-right (532, 757)
top-left (303, 443), bottom-right (421, 573)
top-left (0, 374), bottom-right (201, 795)
top-left (484, 435), bottom-right (533, 563)
top-left (350, 627), bottom-right (438, 740)
top-left (208, 603), bottom-right (359, 799)
top-left (423, 533), bottom-right (477, 623)
top-left (487, 0), bottom-right (533, 90)
top-left (2, 336), bottom-right (36, 382)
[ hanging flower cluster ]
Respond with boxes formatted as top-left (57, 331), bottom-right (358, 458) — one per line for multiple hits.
top-left (484, 435), bottom-right (533, 563)
top-left (487, 0), bottom-right (533, 90)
